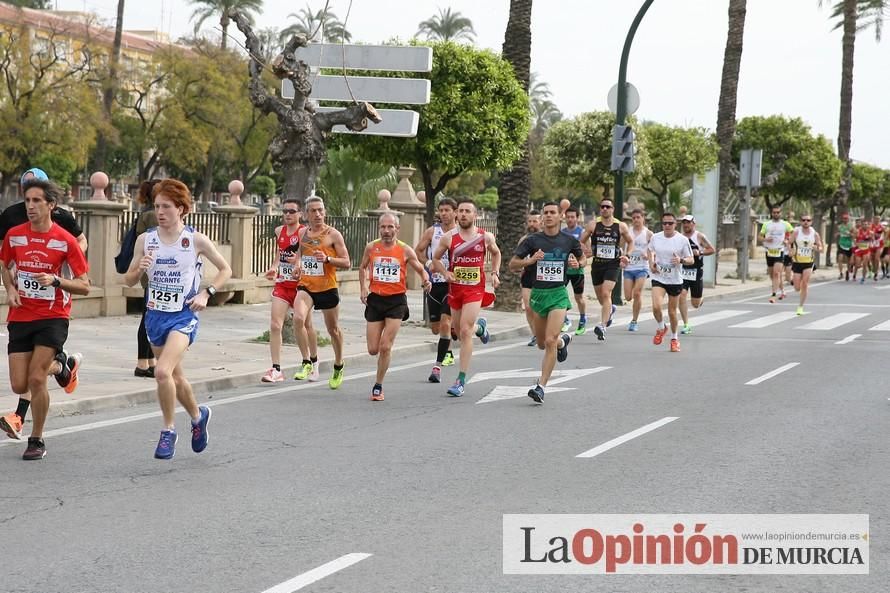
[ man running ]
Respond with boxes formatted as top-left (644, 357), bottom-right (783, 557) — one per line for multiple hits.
top-left (648, 212), bottom-right (694, 353)
top-left (580, 197), bottom-right (632, 341)
top-left (853, 218), bottom-right (871, 283)
top-left (359, 213), bottom-right (431, 401)
top-left (0, 179), bottom-right (90, 460)
top-left (835, 212), bottom-right (854, 281)
top-left (869, 215), bottom-right (884, 282)
top-left (881, 222), bottom-right (889, 279)
top-left (519, 210), bottom-right (541, 346)
top-left (431, 198), bottom-right (501, 397)
top-left (292, 197), bottom-right (351, 389)
top-left (124, 178), bottom-right (231, 460)
top-left (789, 214), bottom-right (823, 315)
top-left (415, 197), bottom-right (457, 383)
top-left (759, 206), bottom-right (793, 302)
top-left (678, 214), bottom-right (715, 335)
top-left (510, 201), bottom-right (584, 403)
top-left (561, 206), bottom-right (588, 335)
top-left (262, 197), bottom-right (319, 383)
top-left (623, 208), bottom-right (651, 332)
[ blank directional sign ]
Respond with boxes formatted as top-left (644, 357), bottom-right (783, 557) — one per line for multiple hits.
top-left (282, 75), bottom-right (430, 104)
top-left (315, 107), bottom-right (419, 138)
top-left (295, 44), bottom-right (432, 72)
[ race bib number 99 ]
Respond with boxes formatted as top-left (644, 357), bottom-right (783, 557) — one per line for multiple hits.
top-left (301, 256), bottom-right (324, 276)
top-left (453, 266), bottom-right (481, 285)
top-left (372, 257), bottom-right (401, 283)
top-left (536, 260), bottom-right (565, 282)
top-left (17, 271), bottom-right (54, 300)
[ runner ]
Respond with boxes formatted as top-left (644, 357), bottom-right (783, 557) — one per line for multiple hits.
top-left (789, 214), bottom-right (823, 315)
top-left (509, 202), bottom-right (584, 403)
top-left (853, 219), bottom-right (871, 283)
top-left (758, 206), bottom-right (793, 302)
top-left (0, 179), bottom-right (90, 459)
top-left (881, 222), bottom-right (889, 279)
top-left (430, 197), bottom-right (501, 397)
top-left (623, 208), bottom-right (652, 332)
top-left (415, 197), bottom-right (457, 383)
top-left (835, 212), bottom-right (854, 281)
top-left (0, 169), bottom-right (86, 438)
top-left (579, 198), bottom-right (632, 341)
top-left (561, 206), bottom-right (588, 335)
top-left (519, 210), bottom-right (541, 346)
top-left (261, 197), bottom-right (319, 383)
top-left (123, 179), bottom-right (231, 460)
top-left (869, 215), bottom-right (884, 282)
top-left (678, 214), bottom-right (715, 335)
top-left (293, 197), bottom-right (351, 389)
top-left (648, 212), bottom-right (694, 353)
top-left (359, 213), bottom-right (431, 401)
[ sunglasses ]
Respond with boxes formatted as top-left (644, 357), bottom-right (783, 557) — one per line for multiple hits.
top-left (282, 209), bottom-right (299, 215)
top-left (600, 205), bottom-right (613, 209)
top-left (662, 221), bottom-right (676, 225)
top-left (801, 219), bottom-right (812, 222)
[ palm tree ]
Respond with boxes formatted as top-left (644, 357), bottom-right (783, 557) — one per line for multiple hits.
top-left (189, 0), bottom-right (263, 50)
top-left (416, 7), bottom-right (476, 42)
top-left (495, 0), bottom-right (532, 311)
top-left (714, 0), bottom-right (747, 274)
top-left (527, 73), bottom-right (560, 143)
top-left (280, 4), bottom-right (351, 43)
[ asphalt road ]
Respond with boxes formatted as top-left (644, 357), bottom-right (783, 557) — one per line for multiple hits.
top-left (3, 278), bottom-right (888, 593)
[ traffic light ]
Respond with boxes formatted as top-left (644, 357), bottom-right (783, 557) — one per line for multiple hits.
top-left (611, 124), bottom-right (635, 173)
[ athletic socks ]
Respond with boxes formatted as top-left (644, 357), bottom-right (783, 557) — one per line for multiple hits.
top-left (15, 398), bottom-right (30, 422)
top-left (272, 364), bottom-right (281, 372)
top-left (658, 320), bottom-right (667, 330)
top-left (457, 371), bottom-right (466, 384)
top-left (301, 359), bottom-right (311, 366)
top-left (579, 314), bottom-right (587, 324)
top-left (436, 337), bottom-right (450, 364)
top-left (310, 356), bottom-right (318, 364)
top-left (671, 332), bottom-right (678, 340)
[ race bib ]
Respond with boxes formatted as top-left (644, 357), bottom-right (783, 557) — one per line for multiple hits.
top-left (147, 281), bottom-right (184, 312)
top-left (628, 253), bottom-right (643, 264)
top-left (17, 271), bottom-right (54, 301)
top-left (657, 264), bottom-right (674, 275)
top-left (453, 266), bottom-right (481, 285)
top-left (680, 267), bottom-right (697, 281)
top-left (301, 255), bottom-right (324, 276)
top-left (536, 260), bottom-right (565, 283)
top-left (277, 261), bottom-right (295, 282)
top-left (767, 247), bottom-right (782, 258)
top-left (596, 244), bottom-right (616, 259)
top-left (372, 257), bottom-right (401, 283)
top-left (797, 246), bottom-right (813, 258)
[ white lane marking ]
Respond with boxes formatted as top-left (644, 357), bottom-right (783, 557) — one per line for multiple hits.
top-left (687, 309), bottom-right (750, 326)
top-left (259, 553), bottom-right (372, 593)
top-left (835, 334), bottom-right (861, 345)
top-left (729, 280), bottom-right (838, 304)
top-left (576, 417), bottom-right (678, 459)
top-left (869, 320), bottom-right (890, 331)
top-left (797, 312), bottom-right (869, 330)
top-left (876, 284), bottom-right (890, 291)
top-left (0, 340), bottom-right (528, 446)
top-left (745, 362), bottom-right (800, 385)
top-left (731, 302), bottom-right (890, 308)
top-left (730, 311), bottom-right (798, 328)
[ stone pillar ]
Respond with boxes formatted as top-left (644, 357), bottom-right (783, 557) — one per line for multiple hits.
top-left (71, 198), bottom-right (127, 316)
top-left (227, 179), bottom-right (244, 206)
top-left (214, 204), bottom-right (258, 279)
top-left (89, 171), bottom-right (109, 200)
top-left (388, 167), bottom-right (426, 289)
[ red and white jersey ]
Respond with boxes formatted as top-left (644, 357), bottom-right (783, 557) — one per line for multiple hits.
top-left (275, 224), bottom-right (303, 287)
top-left (0, 222), bottom-right (88, 322)
top-left (448, 229), bottom-right (486, 287)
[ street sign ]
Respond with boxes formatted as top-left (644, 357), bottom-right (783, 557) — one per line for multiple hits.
top-left (738, 148), bottom-right (763, 188)
top-left (607, 82), bottom-right (640, 115)
top-left (315, 106), bottom-right (419, 137)
top-left (295, 44), bottom-right (433, 72)
top-left (282, 76), bottom-right (431, 105)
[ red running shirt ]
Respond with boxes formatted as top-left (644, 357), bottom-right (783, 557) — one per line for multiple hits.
top-left (0, 222), bottom-right (88, 322)
top-left (448, 230), bottom-right (486, 288)
top-left (275, 224), bottom-right (303, 288)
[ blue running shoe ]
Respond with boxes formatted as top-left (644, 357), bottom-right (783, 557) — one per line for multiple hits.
top-left (628, 320), bottom-right (639, 332)
top-left (155, 429), bottom-right (177, 460)
top-left (476, 317), bottom-right (490, 344)
top-left (447, 381), bottom-right (465, 397)
top-left (191, 406), bottom-right (211, 453)
top-left (593, 324), bottom-right (605, 341)
top-left (557, 333), bottom-right (571, 363)
top-left (527, 384), bottom-right (544, 404)
top-left (606, 304), bottom-right (617, 327)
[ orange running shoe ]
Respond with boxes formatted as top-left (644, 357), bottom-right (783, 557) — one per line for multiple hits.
top-left (0, 412), bottom-right (23, 440)
top-left (370, 385), bottom-right (384, 401)
top-left (670, 338), bottom-right (681, 352)
top-left (653, 327), bottom-right (667, 345)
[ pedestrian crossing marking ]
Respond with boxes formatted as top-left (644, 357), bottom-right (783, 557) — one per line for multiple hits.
top-left (797, 312), bottom-right (870, 330)
top-left (868, 320), bottom-right (890, 331)
top-left (688, 309), bottom-right (750, 326)
top-left (729, 311), bottom-right (799, 329)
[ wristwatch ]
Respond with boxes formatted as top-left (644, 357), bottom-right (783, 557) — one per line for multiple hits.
top-left (51, 276), bottom-right (61, 288)
top-left (205, 285), bottom-right (217, 297)
top-left (325, 255), bottom-right (331, 264)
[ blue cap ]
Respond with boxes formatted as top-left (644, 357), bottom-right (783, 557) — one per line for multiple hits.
top-left (20, 168), bottom-right (49, 185)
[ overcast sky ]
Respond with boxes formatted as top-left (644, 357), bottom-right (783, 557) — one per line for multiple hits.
top-left (57, 0), bottom-right (889, 168)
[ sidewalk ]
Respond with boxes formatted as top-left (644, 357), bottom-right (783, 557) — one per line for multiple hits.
top-left (0, 260), bottom-right (835, 419)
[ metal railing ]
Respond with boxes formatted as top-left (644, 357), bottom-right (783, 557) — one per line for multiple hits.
top-left (110, 210), bottom-right (232, 244)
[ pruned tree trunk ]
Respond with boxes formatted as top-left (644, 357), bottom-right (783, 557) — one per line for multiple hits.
top-left (833, 0), bottom-right (857, 212)
top-left (93, 0), bottom-right (125, 172)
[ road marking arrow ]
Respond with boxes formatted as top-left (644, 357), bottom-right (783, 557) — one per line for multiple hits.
top-left (474, 367), bottom-right (612, 404)
top-left (476, 385), bottom-right (575, 404)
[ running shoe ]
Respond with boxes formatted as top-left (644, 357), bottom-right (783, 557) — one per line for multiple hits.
top-left (308, 362), bottom-right (320, 382)
top-left (628, 320), bottom-right (639, 332)
top-left (476, 317), bottom-right (490, 344)
top-left (154, 429), bottom-right (177, 460)
top-left (606, 304), bottom-right (617, 327)
top-left (261, 368), bottom-right (284, 383)
top-left (768, 295), bottom-right (776, 304)
top-left (860, 277), bottom-right (865, 284)
top-left (441, 351), bottom-right (455, 366)
top-left (653, 327), bottom-right (667, 345)
top-left (134, 367), bottom-right (155, 378)
top-left (0, 413), bottom-right (23, 440)
top-left (796, 306), bottom-right (804, 316)
top-left (22, 437), bottom-right (46, 461)
top-left (680, 323), bottom-right (692, 335)
top-left (670, 338), bottom-right (681, 353)
top-left (574, 321), bottom-right (587, 336)
top-left (557, 333), bottom-right (571, 363)
top-left (845, 271), bottom-right (850, 281)
top-left (778, 291), bottom-right (786, 300)
top-left (329, 365), bottom-right (345, 389)
top-left (428, 365), bottom-right (442, 383)
top-left (527, 384), bottom-right (544, 404)
top-left (54, 352), bottom-right (82, 394)
top-left (370, 386), bottom-right (384, 401)
top-left (561, 318), bottom-right (571, 333)
top-left (191, 406), bottom-right (211, 453)
top-left (446, 381), bottom-right (465, 397)
top-left (593, 325), bottom-right (605, 341)
top-left (293, 362), bottom-right (312, 380)
top-left (527, 335), bottom-right (537, 347)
